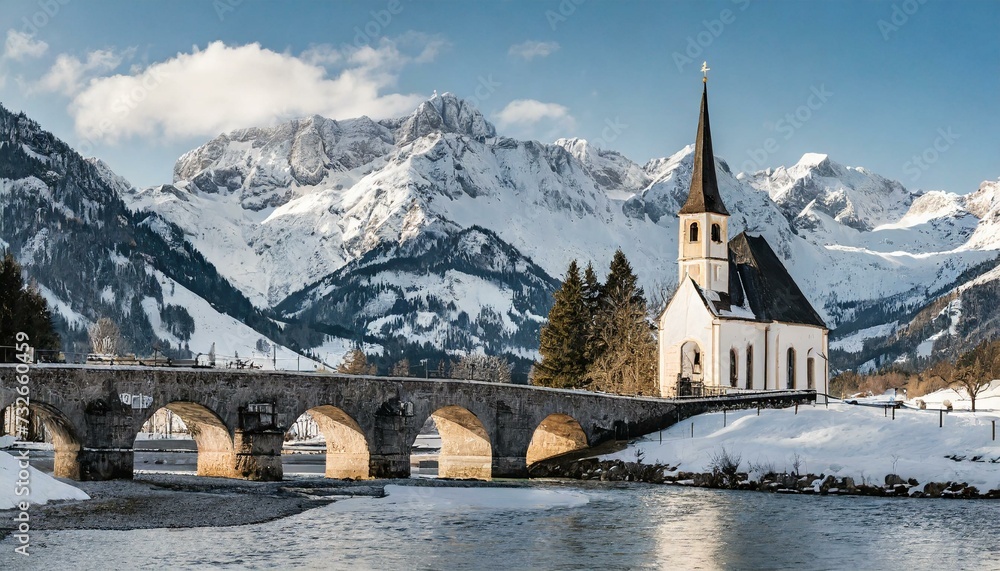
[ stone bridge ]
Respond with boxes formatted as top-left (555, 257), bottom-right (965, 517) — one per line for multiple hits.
top-left (0, 365), bottom-right (815, 481)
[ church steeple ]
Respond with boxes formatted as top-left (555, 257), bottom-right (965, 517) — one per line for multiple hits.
top-left (679, 82), bottom-right (728, 216)
top-left (677, 67), bottom-right (730, 293)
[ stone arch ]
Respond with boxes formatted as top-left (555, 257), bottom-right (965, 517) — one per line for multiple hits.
top-left (689, 222), bottom-right (699, 242)
top-left (28, 401), bottom-right (83, 479)
top-left (711, 223), bottom-right (722, 243)
top-left (425, 405), bottom-right (492, 480)
top-left (526, 413), bottom-right (589, 466)
top-left (302, 405), bottom-right (370, 479)
top-left (138, 402), bottom-right (236, 478)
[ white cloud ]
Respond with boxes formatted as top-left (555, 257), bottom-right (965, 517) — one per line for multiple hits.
top-left (496, 99), bottom-right (573, 126)
top-left (495, 99), bottom-right (576, 142)
top-left (64, 37), bottom-right (443, 144)
top-left (37, 50), bottom-right (124, 96)
top-left (4, 29), bottom-right (48, 60)
top-left (508, 40), bottom-right (560, 61)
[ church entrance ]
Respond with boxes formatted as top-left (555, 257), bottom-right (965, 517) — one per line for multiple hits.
top-left (678, 341), bottom-right (704, 396)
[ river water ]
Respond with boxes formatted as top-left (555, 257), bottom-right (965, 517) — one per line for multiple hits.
top-left (4, 479), bottom-right (998, 570)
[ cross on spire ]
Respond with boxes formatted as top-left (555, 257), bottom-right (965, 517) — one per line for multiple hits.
top-left (701, 61), bottom-right (710, 83)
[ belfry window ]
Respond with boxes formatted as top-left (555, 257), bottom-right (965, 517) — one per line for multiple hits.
top-left (711, 223), bottom-right (721, 243)
top-left (689, 222), bottom-right (699, 242)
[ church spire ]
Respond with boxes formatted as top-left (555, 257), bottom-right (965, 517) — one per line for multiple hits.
top-left (679, 74), bottom-right (729, 216)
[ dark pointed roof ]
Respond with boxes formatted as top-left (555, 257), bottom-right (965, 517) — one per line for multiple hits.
top-left (691, 232), bottom-right (826, 329)
top-left (679, 83), bottom-right (729, 216)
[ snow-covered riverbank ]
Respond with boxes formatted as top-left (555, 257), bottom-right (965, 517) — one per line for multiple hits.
top-left (0, 437), bottom-right (89, 510)
top-left (601, 403), bottom-right (1000, 493)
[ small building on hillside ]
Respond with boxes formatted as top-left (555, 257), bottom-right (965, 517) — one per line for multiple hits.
top-left (657, 76), bottom-right (829, 399)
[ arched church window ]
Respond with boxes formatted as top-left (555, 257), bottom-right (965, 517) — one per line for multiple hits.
top-left (746, 345), bottom-right (753, 389)
top-left (689, 222), bottom-right (699, 242)
top-left (807, 357), bottom-right (815, 390)
top-left (711, 223), bottom-right (721, 243)
top-left (786, 347), bottom-right (796, 389)
top-left (729, 349), bottom-right (738, 388)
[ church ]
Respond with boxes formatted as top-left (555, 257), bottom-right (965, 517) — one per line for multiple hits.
top-left (657, 73), bottom-right (829, 400)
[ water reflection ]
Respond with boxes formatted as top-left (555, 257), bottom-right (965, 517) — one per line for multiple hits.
top-left (2, 481), bottom-right (998, 570)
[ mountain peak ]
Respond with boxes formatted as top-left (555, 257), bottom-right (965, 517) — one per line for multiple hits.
top-left (395, 92), bottom-right (496, 145)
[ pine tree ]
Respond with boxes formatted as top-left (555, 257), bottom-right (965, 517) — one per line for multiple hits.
top-left (534, 260), bottom-right (589, 388)
top-left (586, 250), bottom-right (658, 396)
top-left (581, 261), bottom-right (603, 364)
top-left (0, 253), bottom-right (60, 362)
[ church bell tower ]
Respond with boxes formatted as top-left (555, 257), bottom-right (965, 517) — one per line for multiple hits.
top-left (678, 66), bottom-right (730, 293)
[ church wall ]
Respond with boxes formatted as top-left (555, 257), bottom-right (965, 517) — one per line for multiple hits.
top-left (707, 321), bottom-right (830, 402)
top-left (718, 321), bottom-right (768, 391)
top-left (769, 322), bottom-right (828, 402)
top-left (658, 280), bottom-right (715, 397)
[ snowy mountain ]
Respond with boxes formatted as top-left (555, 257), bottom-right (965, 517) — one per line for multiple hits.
top-left (119, 92), bottom-right (1000, 373)
top-left (0, 104), bottom-right (314, 366)
top-left (8, 91), bottom-right (999, 375)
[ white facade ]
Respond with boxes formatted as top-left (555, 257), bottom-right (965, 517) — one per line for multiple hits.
top-left (658, 284), bottom-right (829, 399)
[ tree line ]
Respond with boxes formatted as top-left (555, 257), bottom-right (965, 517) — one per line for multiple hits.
top-left (832, 337), bottom-right (1000, 412)
top-left (532, 250), bottom-right (657, 396)
top-left (0, 253), bottom-right (60, 361)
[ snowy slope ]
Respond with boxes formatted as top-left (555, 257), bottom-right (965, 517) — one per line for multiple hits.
top-left (602, 404), bottom-right (1000, 492)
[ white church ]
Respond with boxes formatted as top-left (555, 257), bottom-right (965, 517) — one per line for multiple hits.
top-left (657, 75), bottom-right (830, 399)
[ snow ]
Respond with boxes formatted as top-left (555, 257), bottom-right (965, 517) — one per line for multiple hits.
top-left (0, 437), bottom-right (89, 509)
top-left (34, 283), bottom-right (89, 330)
top-left (830, 322), bottom-right (897, 353)
top-left (602, 403), bottom-right (1000, 492)
top-left (141, 267), bottom-right (327, 371)
top-left (909, 380), bottom-right (1000, 412)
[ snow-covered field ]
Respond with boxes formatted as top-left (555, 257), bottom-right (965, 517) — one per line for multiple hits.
top-left (908, 379), bottom-right (1000, 412)
top-left (0, 437), bottom-right (89, 509)
top-left (602, 403), bottom-right (1000, 492)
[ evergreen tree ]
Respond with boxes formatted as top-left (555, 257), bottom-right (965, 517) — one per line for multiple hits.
top-left (534, 260), bottom-right (589, 388)
top-left (586, 250), bottom-right (657, 396)
top-left (0, 253), bottom-right (60, 361)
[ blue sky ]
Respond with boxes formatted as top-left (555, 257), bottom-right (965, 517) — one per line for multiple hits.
top-left (0, 0), bottom-right (996, 193)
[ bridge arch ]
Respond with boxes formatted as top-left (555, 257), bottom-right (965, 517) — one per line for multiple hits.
top-left (420, 405), bottom-right (492, 480)
top-left (297, 405), bottom-right (370, 479)
top-left (26, 401), bottom-right (83, 479)
top-left (526, 413), bottom-right (589, 467)
top-left (137, 401), bottom-right (235, 478)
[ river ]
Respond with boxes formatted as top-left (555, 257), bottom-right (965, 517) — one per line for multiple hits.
top-left (4, 477), bottom-right (998, 570)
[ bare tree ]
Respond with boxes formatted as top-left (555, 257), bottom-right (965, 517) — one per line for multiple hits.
top-left (586, 296), bottom-right (657, 396)
top-left (451, 353), bottom-right (512, 383)
top-left (952, 340), bottom-right (1000, 413)
top-left (924, 341), bottom-right (1000, 413)
top-left (337, 349), bottom-right (377, 375)
top-left (89, 317), bottom-right (123, 356)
